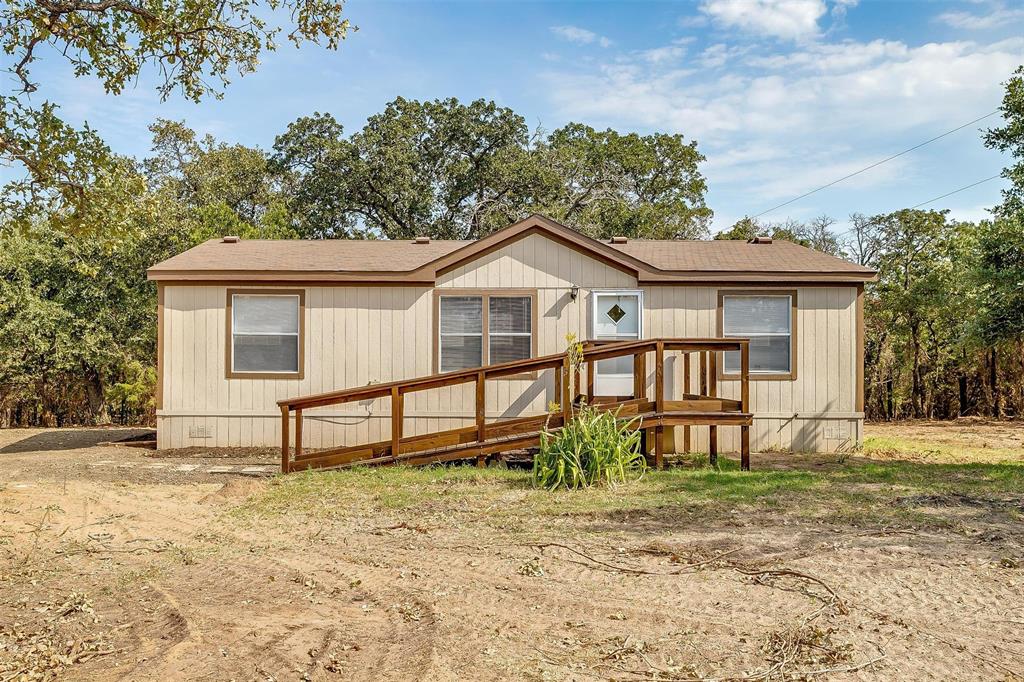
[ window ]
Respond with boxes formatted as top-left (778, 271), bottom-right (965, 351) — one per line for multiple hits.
top-left (439, 296), bottom-right (483, 372)
top-left (720, 292), bottom-right (795, 377)
top-left (488, 296), bottom-right (532, 364)
top-left (228, 290), bottom-right (303, 377)
top-left (437, 292), bottom-right (535, 372)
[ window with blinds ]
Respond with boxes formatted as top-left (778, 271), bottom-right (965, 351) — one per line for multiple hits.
top-left (722, 295), bottom-right (792, 374)
top-left (438, 294), bottom-right (533, 372)
top-left (231, 294), bottom-right (301, 374)
top-left (439, 296), bottom-right (483, 372)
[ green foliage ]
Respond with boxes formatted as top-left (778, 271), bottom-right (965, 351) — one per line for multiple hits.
top-left (107, 361), bottom-right (157, 423)
top-left (533, 406), bottom-right (647, 490)
top-left (1, 0), bottom-right (352, 224)
top-left (984, 65), bottom-right (1024, 218)
top-left (273, 99), bottom-right (533, 239)
top-left (0, 219), bottom-right (170, 425)
top-left (530, 122), bottom-right (712, 239)
top-left (273, 97), bottom-right (712, 240)
top-left (973, 215), bottom-right (1024, 344)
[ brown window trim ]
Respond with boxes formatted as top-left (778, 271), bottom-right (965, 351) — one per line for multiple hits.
top-left (433, 289), bottom-right (539, 380)
top-left (226, 288), bottom-right (306, 380)
top-left (716, 289), bottom-right (798, 382)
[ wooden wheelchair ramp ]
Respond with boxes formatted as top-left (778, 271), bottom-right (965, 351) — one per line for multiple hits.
top-left (278, 338), bottom-right (753, 474)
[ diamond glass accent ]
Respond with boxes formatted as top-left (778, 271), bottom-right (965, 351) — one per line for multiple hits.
top-left (606, 303), bottom-right (626, 324)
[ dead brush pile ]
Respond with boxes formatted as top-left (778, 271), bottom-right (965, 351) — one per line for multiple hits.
top-left (0, 592), bottom-right (115, 680)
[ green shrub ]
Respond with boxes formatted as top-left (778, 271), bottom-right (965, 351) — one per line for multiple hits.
top-left (533, 405), bottom-right (647, 490)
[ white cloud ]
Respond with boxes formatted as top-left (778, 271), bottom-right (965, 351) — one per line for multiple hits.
top-left (640, 44), bottom-right (687, 64)
top-left (937, 4), bottom-right (1024, 30)
top-left (831, 0), bottom-right (859, 18)
top-left (541, 35), bottom-right (1021, 224)
top-left (550, 25), bottom-right (612, 48)
top-left (699, 0), bottom-right (828, 40)
top-left (698, 43), bottom-right (754, 68)
top-left (545, 37), bottom-right (1021, 142)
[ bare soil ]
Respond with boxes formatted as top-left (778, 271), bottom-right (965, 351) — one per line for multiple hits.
top-left (1, 424), bottom-right (1023, 681)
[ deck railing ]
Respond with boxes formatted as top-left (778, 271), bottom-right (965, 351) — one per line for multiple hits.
top-left (277, 337), bottom-right (750, 473)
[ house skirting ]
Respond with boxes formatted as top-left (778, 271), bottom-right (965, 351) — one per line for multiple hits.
top-left (155, 411), bottom-right (864, 454)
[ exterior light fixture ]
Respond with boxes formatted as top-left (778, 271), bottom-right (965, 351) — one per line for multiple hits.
top-left (570, 285), bottom-right (580, 301)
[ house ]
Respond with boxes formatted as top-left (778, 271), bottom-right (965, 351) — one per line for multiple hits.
top-left (147, 214), bottom-right (876, 458)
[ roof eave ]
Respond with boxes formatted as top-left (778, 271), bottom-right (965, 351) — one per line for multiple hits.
top-left (146, 269), bottom-right (435, 284)
top-left (638, 270), bottom-right (877, 284)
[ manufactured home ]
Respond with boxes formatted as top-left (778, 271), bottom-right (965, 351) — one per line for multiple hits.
top-left (147, 215), bottom-right (875, 467)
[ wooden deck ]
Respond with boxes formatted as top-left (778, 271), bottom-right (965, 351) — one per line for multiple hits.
top-left (278, 338), bottom-right (752, 473)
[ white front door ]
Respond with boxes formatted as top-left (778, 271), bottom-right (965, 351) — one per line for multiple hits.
top-left (591, 291), bottom-right (643, 396)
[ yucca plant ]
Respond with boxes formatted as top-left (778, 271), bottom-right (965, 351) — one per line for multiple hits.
top-left (533, 405), bottom-right (647, 490)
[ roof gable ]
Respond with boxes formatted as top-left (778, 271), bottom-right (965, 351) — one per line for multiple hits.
top-left (413, 214), bottom-right (645, 280)
top-left (147, 214), bottom-right (877, 284)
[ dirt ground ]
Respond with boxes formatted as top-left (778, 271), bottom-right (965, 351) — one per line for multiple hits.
top-left (1, 423), bottom-right (1023, 681)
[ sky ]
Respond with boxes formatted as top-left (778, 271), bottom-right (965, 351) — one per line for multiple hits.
top-left (14, 0), bottom-right (1024, 236)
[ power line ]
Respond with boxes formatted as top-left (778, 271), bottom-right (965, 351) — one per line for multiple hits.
top-left (907, 174), bottom-right (1001, 210)
top-left (752, 109), bottom-right (1001, 219)
top-left (830, 173), bottom-right (1003, 241)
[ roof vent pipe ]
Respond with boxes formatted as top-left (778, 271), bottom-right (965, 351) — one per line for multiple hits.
top-left (748, 236), bottom-right (773, 244)
top-left (610, 236), bottom-right (628, 244)
top-left (413, 236), bottom-right (431, 244)
top-left (222, 235), bottom-right (240, 243)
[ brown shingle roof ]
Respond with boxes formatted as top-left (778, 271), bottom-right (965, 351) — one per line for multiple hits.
top-left (147, 215), bottom-right (876, 283)
top-left (149, 238), bottom-right (470, 275)
top-left (610, 240), bottom-right (872, 275)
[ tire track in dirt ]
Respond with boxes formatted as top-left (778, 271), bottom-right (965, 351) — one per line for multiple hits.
top-left (260, 535), bottom-right (448, 681)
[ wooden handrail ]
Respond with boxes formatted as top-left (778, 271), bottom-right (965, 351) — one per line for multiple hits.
top-left (278, 336), bottom-right (754, 474)
top-left (278, 337), bottom-right (748, 411)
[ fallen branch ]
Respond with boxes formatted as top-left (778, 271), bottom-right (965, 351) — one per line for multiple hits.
top-left (732, 568), bottom-right (849, 615)
top-left (528, 542), bottom-right (743, 576)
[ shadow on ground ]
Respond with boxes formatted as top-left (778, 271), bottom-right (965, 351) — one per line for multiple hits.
top-left (0, 428), bottom-right (154, 454)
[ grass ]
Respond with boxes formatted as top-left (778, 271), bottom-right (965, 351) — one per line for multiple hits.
top-left (234, 452), bottom-right (1024, 533)
top-left (863, 434), bottom-right (1024, 464)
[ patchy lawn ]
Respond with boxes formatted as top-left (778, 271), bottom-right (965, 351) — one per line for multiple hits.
top-left (1, 422), bottom-right (1023, 680)
top-left (239, 455), bottom-right (1024, 534)
top-left (864, 417), bottom-right (1024, 464)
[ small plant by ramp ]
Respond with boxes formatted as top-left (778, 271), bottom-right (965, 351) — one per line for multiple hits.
top-left (532, 404), bottom-right (647, 490)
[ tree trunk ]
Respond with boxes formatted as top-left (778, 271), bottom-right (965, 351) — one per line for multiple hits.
top-left (990, 346), bottom-right (1001, 418)
top-left (911, 322), bottom-right (924, 418)
top-left (958, 374), bottom-right (968, 417)
top-left (886, 377), bottom-right (895, 420)
top-left (83, 364), bottom-right (107, 424)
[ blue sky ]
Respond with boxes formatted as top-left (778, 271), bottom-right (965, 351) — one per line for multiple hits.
top-left (18, 0), bottom-right (1024, 235)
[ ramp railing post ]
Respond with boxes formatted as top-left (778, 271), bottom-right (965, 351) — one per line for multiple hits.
top-left (709, 350), bottom-right (717, 466)
top-left (740, 341), bottom-right (751, 471)
top-left (391, 386), bottom-right (403, 458)
top-left (280, 405), bottom-right (290, 473)
top-left (476, 371), bottom-right (486, 467)
top-left (682, 351), bottom-right (691, 453)
top-left (654, 341), bottom-right (665, 469)
top-left (561, 356), bottom-right (571, 424)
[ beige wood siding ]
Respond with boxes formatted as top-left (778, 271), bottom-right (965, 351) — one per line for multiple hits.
top-left (158, 233), bottom-right (861, 453)
top-left (643, 285), bottom-right (861, 453)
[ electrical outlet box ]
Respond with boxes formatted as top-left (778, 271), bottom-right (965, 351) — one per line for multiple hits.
top-left (188, 425), bottom-right (212, 439)
top-left (824, 423), bottom-right (848, 440)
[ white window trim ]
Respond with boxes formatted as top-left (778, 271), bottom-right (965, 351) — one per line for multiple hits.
top-left (722, 294), bottom-right (793, 375)
top-left (230, 293), bottom-right (301, 375)
top-left (590, 289), bottom-right (645, 340)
